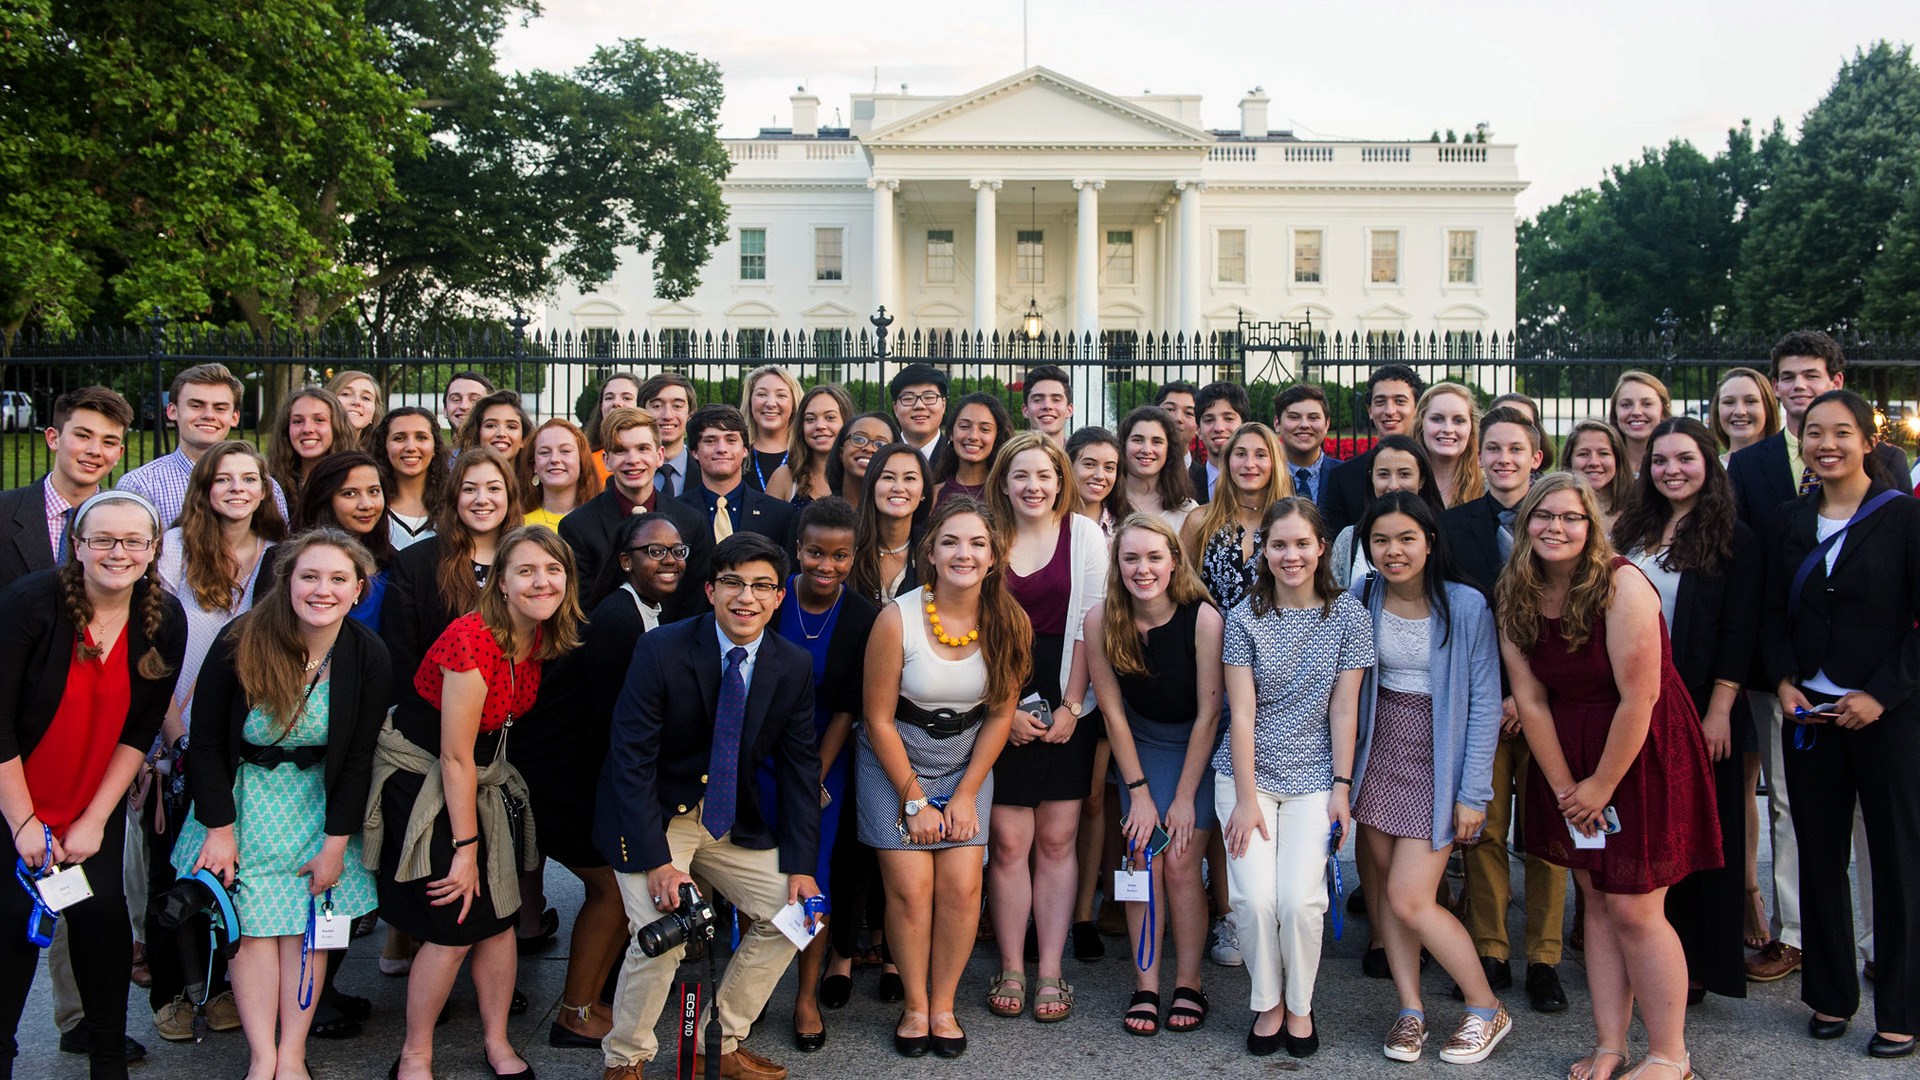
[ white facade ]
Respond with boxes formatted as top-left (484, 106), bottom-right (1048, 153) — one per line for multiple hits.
top-left (545, 67), bottom-right (1526, 347)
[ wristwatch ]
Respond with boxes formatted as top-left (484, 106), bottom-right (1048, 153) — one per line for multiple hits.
top-left (903, 797), bottom-right (930, 817)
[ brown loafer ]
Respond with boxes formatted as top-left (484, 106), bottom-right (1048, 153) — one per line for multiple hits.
top-left (692, 1047), bottom-right (787, 1080)
top-left (1746, 940), bottom-right (1803, 982)
top-left (602, 1065), bottom-right (644, 1080)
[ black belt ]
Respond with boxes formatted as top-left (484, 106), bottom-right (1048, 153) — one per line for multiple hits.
top-left (239, 740), bottom-right (326, 770)
top-left (895, 698), bottom-right (984, 739)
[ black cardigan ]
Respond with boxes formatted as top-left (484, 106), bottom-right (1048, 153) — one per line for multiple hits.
top-left (380, 536), bottom-right (464, 713)
top-left (1763, 482), bottom-right (1920, 712)
top-left (186, 617), bottom-right (393, 837)
top-left (1664, 521), bottom-right (1763, 716)
top-left (0, 571), bottom-right (187, 764)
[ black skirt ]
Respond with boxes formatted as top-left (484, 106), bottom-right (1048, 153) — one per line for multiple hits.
top-left (990, 632), bottom-right (1100, 807)
top-left (375, 765), bottom-right (519, 947)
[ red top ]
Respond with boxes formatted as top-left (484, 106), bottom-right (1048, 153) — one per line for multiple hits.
top-left (1008, 522), bottom-right (1074, 636)
top-left (413, 611), bottom-right (543, 732)
top-left (25, 631), bottom-right (132, 836)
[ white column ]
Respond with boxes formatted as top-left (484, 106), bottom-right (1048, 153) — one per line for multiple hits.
top-left (1177, 180), bottom-right (1204, 335)
top-left (1073, 179), bottom-right (1103, 337)
top-left (869, 177), bottom-right (898, 317)
top-left (971, 179), bottom-right (1000, 337)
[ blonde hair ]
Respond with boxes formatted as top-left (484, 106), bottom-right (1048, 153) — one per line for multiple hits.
top-left (1495, 472), bottom-right (1618, 653)
top-left (477, 525), bottom-right (584, 661)
top-left (1183, 422), bottom-right (1292, 585)
top-left (918, 497), bottom-right (1032, 709)
top-left (324, 370), bottom-right (386, 446)
top-left (1710, 366), bottom-right (1782, 449)
top-left (984, 431), bottom-right (1074, 526)
top-left (1609, 371), bottom-right (1672, 432)
top-left (740, 365), bottom-right (804, 444)
top-left (1102, 513), bottom-right (1211, 677)
top-left (1415, 382), bottom-right (1486, 506)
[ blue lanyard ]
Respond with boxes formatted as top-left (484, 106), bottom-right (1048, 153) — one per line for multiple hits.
top-left (1326, 824), bottom-right (1345, 941)
top-left (297, 888), bottom-right (334, 1011)
top-left (1130, 842), bottom-right (1155, 972)
top-left (13, 827), bottom-right (56, 948)
top-left (751, 450), bottom-right (788, 491)
top-left (1790, 707), bottom-right (1822, 750)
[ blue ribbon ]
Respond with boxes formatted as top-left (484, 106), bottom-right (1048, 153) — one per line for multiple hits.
top-left (801, 893), bottom-right (828, 935)
top-left (13, 827), bottom-right (56, 948)
top-left (298, 895), bottom-right (317, 1010)
top-left (1790, 707), bottom-right (1821, 750)
top-left (1327, 823), bottom-right (1345, 941)
top-left (1130, 841), bottom-right (1155, 972)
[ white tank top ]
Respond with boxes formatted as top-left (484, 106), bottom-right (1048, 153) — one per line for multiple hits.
top-left (894, 591), bottom-right (989, 711)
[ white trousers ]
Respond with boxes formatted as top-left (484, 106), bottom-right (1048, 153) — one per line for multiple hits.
top-left (1216, 776), bottom-right (1329, 1014)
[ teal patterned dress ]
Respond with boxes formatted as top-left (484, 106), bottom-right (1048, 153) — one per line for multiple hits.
top-left (172, 682), bottom-right (378, 936)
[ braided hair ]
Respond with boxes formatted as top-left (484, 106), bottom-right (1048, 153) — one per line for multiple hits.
top-left (59, 492), bottom-right (174, 680)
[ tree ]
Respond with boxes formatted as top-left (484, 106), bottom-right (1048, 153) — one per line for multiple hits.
top-left (1734, 42), bottom-right (1920, 330)
top-left (1863, 179), bottom-right (1920, 332)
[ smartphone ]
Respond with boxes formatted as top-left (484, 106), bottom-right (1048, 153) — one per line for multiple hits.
top-left (1599, 805), bottom-right (1622, 836)
top-left (1018, 692), bottom-right (1054, 729)
top-left (1144, 825), bottom-right (1172, 858)
top-left (1796, 702), bottom-right (1842, 718)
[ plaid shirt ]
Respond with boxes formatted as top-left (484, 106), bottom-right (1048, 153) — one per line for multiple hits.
top-left (117, 448), bottom-right (289, 529)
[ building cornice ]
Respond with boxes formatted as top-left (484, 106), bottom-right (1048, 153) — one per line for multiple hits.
top-left (861, 66), bottom-right (1215, 147)
top-left (1201, 181), bottom-right (1532, 195)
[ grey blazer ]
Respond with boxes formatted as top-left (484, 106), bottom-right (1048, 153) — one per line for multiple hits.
top-left (1351, 577), bottom-right (1501, 851)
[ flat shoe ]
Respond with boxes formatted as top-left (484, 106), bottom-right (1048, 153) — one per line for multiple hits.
top-left (1869, 1034), bottom-right (1916, 1058)
top-left (516, 907), bottom-right (561, 954)
top-left (930, 1032), bottom-right (966, 1058)
top-left (484, 1056), bottom-right (535, 1079)
top-left (894, 1012), bottom-right (930, 1058)
top-left (1809, 1014), bottom-right (1850, 1040)
top-left (1247, 1017), bottom-right (1283, 1057)
top-left (1284, 1013), bottom-right (1319, 1058)
top-left (548, 1021), bottom-right (603, 1049)
top-left (877, 969), bottom-right (905, 1003)
top-left (818, 973), bottom-right (852, 1009)
top-left (1071, 920), bottom-right (1105, 962)
top-left (793, 1027), bottom-right (825, 1052)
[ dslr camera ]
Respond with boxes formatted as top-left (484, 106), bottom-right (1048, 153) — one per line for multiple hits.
top-left (636, 882), bottom-right (717, 958)
top-left (152, 869), bottom-right (241, 1004)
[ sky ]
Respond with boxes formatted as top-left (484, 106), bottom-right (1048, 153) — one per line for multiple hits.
top-left (495, 0), bottom-right (1920, 217)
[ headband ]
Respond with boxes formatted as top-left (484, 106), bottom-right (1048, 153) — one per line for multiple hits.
top-left (72, 489), bottom-right (163, 538)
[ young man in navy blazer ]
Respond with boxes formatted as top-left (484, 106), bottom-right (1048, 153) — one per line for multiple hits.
top-left (1726, 330), bottom-right (1908, 984)
top-left (678, 405), bottom-right (795, 551)
top-left (596, 533), bottom-right (822, 1080)
top-left (0, 386), bottom-right (132, 589)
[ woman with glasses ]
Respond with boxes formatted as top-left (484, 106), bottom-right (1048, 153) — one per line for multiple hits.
top-left (1499, 473), bottom-right (1719, 1080)
top-left (1763, 390), bottom-right (1920, 1059)
top-left (828, 412), bottom-right (903, 507)
top-left (775, 385), bottom-right (854, 506)
top-left (858, 497), bottom-right (1029, 1058)
top-left (0, 491), bottom-right (186, 1080)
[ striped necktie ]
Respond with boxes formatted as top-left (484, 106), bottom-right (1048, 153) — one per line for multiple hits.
top-left (1798, 464), bottom-right (1820, 496)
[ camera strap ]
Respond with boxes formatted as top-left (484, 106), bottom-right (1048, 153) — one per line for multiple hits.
top-left (673, 941), bottom-right (723, 1080)
top-left (12, 827), bottom-right (57, 948)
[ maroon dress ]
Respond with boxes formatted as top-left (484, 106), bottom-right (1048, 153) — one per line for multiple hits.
top-left (1523, 558), bottom-right (1720, 895)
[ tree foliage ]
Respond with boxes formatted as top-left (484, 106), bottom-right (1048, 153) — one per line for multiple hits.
top-left (1735, 43), bottom-right (1920, 331)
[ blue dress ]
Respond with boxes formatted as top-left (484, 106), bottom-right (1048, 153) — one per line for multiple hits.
top-left (173, 683), bottom-right (379, 936)
top-left (350, 568), bottom-right (388, 631)
top-left (756, 579), bottom-right (847, 899)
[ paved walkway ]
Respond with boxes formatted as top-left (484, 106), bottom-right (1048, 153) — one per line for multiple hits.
top-left (11, 843), bottom-right (1889, 1078)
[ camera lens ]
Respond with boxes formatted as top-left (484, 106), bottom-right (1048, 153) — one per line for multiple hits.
top-left (637, 911), bottom-right (689, 958)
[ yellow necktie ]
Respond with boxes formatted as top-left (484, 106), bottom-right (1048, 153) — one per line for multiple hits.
top-left (713, 494), bottom-right (734, 540)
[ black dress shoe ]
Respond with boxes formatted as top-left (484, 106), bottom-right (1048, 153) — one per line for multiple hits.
top-left (1347, 886), bottom-right (1367, 916)
top-left (1527, 963), bottom-right (1568, 1013)
top-left (1361, 946), bottom-right (1390, 978)
top-left (484, 1056), bottom-right (536, 1079)
top-left (819, 973), bottom-right (853, 1009)
top-left (1071, 920), bottom-right (1105, 962)
top-left (548, 1020), bottom-right (603, 1048)
top-left (1451, 955), bottom-right (1512, 1000)
top-left (1246, 1018), bottom-right (1283, 1057)
top-left (509, 988), bottom-right (529, 1015)
top-left (1024, 922), bottom-right (1039, 962)
top-left (58, 1031), bottom-right (145, 1062)
top-left (1809, 1014), bottom-right (1850, 1040)
top-left (878, 969), bottom-right (905, 1002)
top-left (794, 1027), bottom-right (826, 1052)
top-left (1869, 1033), bottom-right (1916, 1058)
top-left (1283, 1014), bottom-right (1319, 1059)
top-left (894, 1027), bottom-right (930, 1057)
top-left (930, 1032), bottom-right (967, 1058)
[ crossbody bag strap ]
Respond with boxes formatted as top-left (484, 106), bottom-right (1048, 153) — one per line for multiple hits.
top-left (1789, 490), bottom-right (1901, 615)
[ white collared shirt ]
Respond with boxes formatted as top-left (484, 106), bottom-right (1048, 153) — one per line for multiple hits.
top-left (716, 621), bottom-right (763, 695)
top-left (620, 582), bottom-right (663, 634)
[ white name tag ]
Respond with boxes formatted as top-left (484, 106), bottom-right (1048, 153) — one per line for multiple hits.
top-left (35, 865), bottom-right (93, 912)
top-left (312, 912), bottom-right (352, 950)
top-left (769, 901), bottom-right (820, 950)
top-left (1112, 868), bottom-right (1151, 903)
top-left (1566, 820), bottom-right (1607, 849)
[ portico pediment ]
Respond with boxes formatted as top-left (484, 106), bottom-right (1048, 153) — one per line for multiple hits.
top-left (863, 67), bottom-right (1213, 151)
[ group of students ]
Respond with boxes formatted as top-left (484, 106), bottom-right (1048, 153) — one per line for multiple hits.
top-left (0, 329), bottom-right (1913, 1080)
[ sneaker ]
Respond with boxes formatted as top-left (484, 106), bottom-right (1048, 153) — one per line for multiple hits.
top-left (1745, 940), bottom-right (1802, 982)
top-left (1208, 914), bottom-right (1243, 968)
top-left (1383, 1013), bottom-right (1427, 1062)
top-left (154, 995), bottom-right (195, 1042)
top-left (205, 990), bottom-right (243, 1032)
top-left (1439, 1007), bottom-right (1512, 1065)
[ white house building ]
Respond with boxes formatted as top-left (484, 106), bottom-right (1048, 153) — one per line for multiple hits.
top-left (545, 66), bottom-right (1526, 362)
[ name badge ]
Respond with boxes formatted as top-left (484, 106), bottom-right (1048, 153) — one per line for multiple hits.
top-left (312, 911), bottom-right (352, 950)
top-left (1112, 867), bottom-right (1151, 903)
top-left (1565, 820), bottom-right (1607, 850)
top-left (35, 865), bottom-right (93, 912)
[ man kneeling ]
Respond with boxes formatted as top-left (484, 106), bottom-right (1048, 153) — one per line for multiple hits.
top-left (597, 533), bottom-right (823, 1080)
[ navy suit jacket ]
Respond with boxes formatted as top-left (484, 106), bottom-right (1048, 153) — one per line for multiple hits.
top-left (558, 488), bottom-right (712, 615)
top-left (1319, 448), bottom-right (1379, 536)
top-left (1727, 431), bottom-right (1909, 539)
top-left (678, 478), bottom-right (796, 551)
top-left (0, 478), bottom-right (57, 589)
top-left (593, 615), bottom-right (821, 875)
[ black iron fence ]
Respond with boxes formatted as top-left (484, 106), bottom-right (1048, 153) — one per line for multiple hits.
top-left (5, 315), bottom-right (1920, 489)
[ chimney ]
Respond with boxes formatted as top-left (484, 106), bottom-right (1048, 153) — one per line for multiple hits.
top-left (1239, 87), bottom-right (1269, 139)
top-left (791, 88), bottom-right (820, 137)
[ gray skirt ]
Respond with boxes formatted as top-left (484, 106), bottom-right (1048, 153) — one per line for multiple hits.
top-left (1112, 706), bottom-right (1219, 833)
top-left (854, 719), bottom-right (992, 850)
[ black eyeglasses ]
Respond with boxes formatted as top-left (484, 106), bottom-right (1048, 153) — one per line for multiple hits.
top-left (714, 575), bottom-right (781, 600)
top-left (895, 391), bottom-right (945, 408)
top-left (624, 543), bottom-right (690, 561)
top-left (1528, 510), bottom-right (1590, 527)
top-left (844, 432), bottom-right (886, 450)
top-left (77, 536), bottom-right (155, 552)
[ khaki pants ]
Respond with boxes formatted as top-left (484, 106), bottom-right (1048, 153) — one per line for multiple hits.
top-left (604, 804), bottom-right (798, 1068)
top-left (1461, 736), bottom-right (1567, 965)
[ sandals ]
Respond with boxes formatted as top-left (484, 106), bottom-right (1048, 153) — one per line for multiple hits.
top-left (1033, 976), bottom-right (1073, 1023)
top-left (1165, 986), bottom-right (1208, 1032)
top-left (987, 970), bottom-right (1026, 1017)
top-left (1569, 1047), bottom-right (1628, 1080)
top-left (1625, 1054), bottom-right (1693, 1079)
top-left (1123, 990), bottom-right (1160, 1037)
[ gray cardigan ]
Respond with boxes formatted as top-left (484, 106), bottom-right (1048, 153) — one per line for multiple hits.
top-left (1351, 576), bottom-right (1501, 851)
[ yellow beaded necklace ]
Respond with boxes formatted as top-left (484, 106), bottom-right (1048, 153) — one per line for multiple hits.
top-left (923, 588), bottom-right (980, 647)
